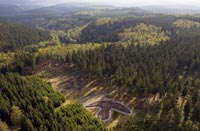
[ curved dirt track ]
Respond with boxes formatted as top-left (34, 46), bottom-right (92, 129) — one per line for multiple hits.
top-left (85, 98), bottom-right (132, 121)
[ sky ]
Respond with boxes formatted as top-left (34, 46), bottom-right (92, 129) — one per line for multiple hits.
top-left (31, 0), bottom-right (200, 7)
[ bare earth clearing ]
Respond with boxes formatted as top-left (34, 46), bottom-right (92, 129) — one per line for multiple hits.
top-left (35, 63), bottom-right (166, 128)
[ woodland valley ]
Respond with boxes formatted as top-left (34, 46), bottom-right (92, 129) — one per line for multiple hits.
top-left (0, 1), bottom-right (200, 131)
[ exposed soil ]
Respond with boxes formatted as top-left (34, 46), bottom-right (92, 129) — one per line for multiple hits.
top-left (36, 62), bottom-right (107, 100)
top-left (35, 62), bottom-right (163, 128)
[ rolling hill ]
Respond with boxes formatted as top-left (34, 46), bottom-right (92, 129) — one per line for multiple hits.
top-left (0, 22), bottom-right (50, 52)
top-left (23, 3), bottom-right (151, 17)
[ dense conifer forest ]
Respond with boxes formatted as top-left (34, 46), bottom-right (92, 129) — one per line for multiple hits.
top-left (0, 73), bottom-right (105, 131)
top-left (0, 4), bottom-right (200, 130)
top-left (0, 22), bottom-right (50, 52)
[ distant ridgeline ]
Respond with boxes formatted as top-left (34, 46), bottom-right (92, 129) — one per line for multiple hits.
top-left (0, 22), bottom-right (50, 52)
top-left (0, 73), bottom-right (105, 131)
top-left (61, 16), bottom-right (175, 44)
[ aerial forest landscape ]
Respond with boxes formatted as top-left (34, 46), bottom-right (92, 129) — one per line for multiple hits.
top-left (1, 0), bottom-right (200, 131)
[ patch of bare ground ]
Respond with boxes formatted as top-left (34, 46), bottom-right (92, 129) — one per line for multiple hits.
top-left (35, 62), bottom-right (107, 100)
top-left (35, 62), bottom-right (168, 128)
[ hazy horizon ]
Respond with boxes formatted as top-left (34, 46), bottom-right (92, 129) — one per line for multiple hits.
top-left (1, 0), bottom-right (200, 8)
top-left (30, 0), bottom-right (200, 7)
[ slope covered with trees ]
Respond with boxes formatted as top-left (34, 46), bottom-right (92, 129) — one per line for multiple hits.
top-left (0, 22), bottom-right (50, 52)
top-left (63, 28), bottom-right (200, 129)
top-left (1, 14), bottom-right (200, 130)
top-left (68, 37), bottom-right (200, 95)
top-left (119, 23), bottom-right (169, 45)
top-left (0, 73), bottom-right (105, 131)
top-left (173, 19), bottom-right (200, 38)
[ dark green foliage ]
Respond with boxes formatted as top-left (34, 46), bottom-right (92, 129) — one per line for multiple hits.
top-left (57, 104), bottom-right (105, 131)
top-left (0, 73), bottom-right (105, 131)
top-left (79, 20), bottom-right (121, 43)
top-left (1, 15), bottom-right (176, 44)
top-left (69, 37), bottom-right (200, 96)
top-left (113, 121), bottom-right (192, 131)
top-left (78, 15), bottom-right (176, 43)
top-left (0, 22), bottom-right (50, 52)
top-left (1, 15), bottom-right (200, 130)
top-left (0, 15), bottom-right (93, 30)
top-left (65, 36), bottom-right (200, 129)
